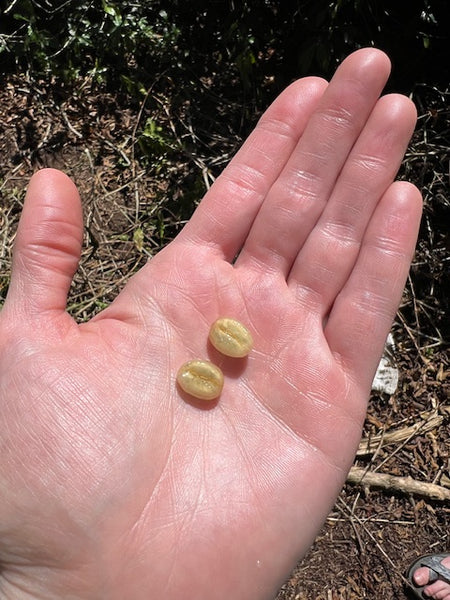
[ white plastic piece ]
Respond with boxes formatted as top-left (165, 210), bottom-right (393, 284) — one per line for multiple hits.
top-left (371, 333), bottom-right (399, 396)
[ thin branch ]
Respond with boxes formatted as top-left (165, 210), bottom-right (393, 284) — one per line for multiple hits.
top-left (347, 467), bottom-right (450, 501)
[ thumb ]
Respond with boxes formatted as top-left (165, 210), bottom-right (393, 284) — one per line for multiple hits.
top-left (4, 169), bottom-right (83, 319)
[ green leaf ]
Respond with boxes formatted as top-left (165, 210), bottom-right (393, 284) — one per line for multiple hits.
top-left (102, 0), bottom-right (122, 26)
top-left (133, 228), bottom-right (145, 252)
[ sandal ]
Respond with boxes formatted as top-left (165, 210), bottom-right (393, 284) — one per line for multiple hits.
top-left (405, 553), bottom-right (450, 598)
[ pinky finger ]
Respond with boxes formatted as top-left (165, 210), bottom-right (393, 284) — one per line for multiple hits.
top-left (325, 181), bottom-right (422, 389)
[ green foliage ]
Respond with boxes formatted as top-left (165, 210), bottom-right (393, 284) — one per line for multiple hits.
top-left (0, 0), bottom-right (448, 96)
top-left (138, 118), bottom-right (178, 158)
top-left (134, 0), bottom-right (448, 101)
top-left (0, 1), bottom-right (179, 84)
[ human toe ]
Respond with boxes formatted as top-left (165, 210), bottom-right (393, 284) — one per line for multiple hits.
top-left (406, 554), bottom-right (450, 599)
top-left (414, 565), bottom-right (432, 586)
top-left (422, 580), bottom-right (450, 600)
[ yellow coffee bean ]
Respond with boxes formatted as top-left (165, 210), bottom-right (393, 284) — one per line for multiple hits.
top-left (209, 317), bottom-right (253, 358)
top-left (177, 359), bottom-right (224, 401)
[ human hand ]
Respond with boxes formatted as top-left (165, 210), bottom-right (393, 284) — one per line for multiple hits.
top-left (0, 49), bottom-right (422, 599)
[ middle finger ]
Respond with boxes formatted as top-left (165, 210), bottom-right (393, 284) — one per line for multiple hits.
top-left (235, 48), bottom-right (391, 276)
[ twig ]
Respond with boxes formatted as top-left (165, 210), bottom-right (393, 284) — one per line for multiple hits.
top-left (347, 467), bottom-right (450, 501)
top-left (60, 107), bottom-right (83, 139)
top-left (357, 412), bottom-right (444, 456)
top-left (335, 496), bottom-right (401, 575)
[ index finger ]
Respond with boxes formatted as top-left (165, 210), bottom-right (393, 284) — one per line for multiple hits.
top-left (176, 76), bottom-right (328, 260)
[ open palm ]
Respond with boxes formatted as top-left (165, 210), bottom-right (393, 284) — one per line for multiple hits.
top-left (0, 49), bottom-right (422, 600)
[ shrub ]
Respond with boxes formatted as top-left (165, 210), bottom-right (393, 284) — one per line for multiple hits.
top-left (1, 0), bottom-right (448, 96)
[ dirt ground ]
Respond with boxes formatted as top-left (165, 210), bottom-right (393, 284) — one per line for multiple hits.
top-left (0, 72), bottom-right (448, 599)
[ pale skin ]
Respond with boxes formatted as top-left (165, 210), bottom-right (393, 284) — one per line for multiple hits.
top-left (0, 49), bottom-right (424, 599)
top-left (413, 558), bottom-right (450, 600)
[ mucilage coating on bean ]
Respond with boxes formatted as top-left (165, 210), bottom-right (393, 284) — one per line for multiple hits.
top-left (177, 359), bottom-right (224, 401)
top-left (209, 317), bottom-right (253, 358)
